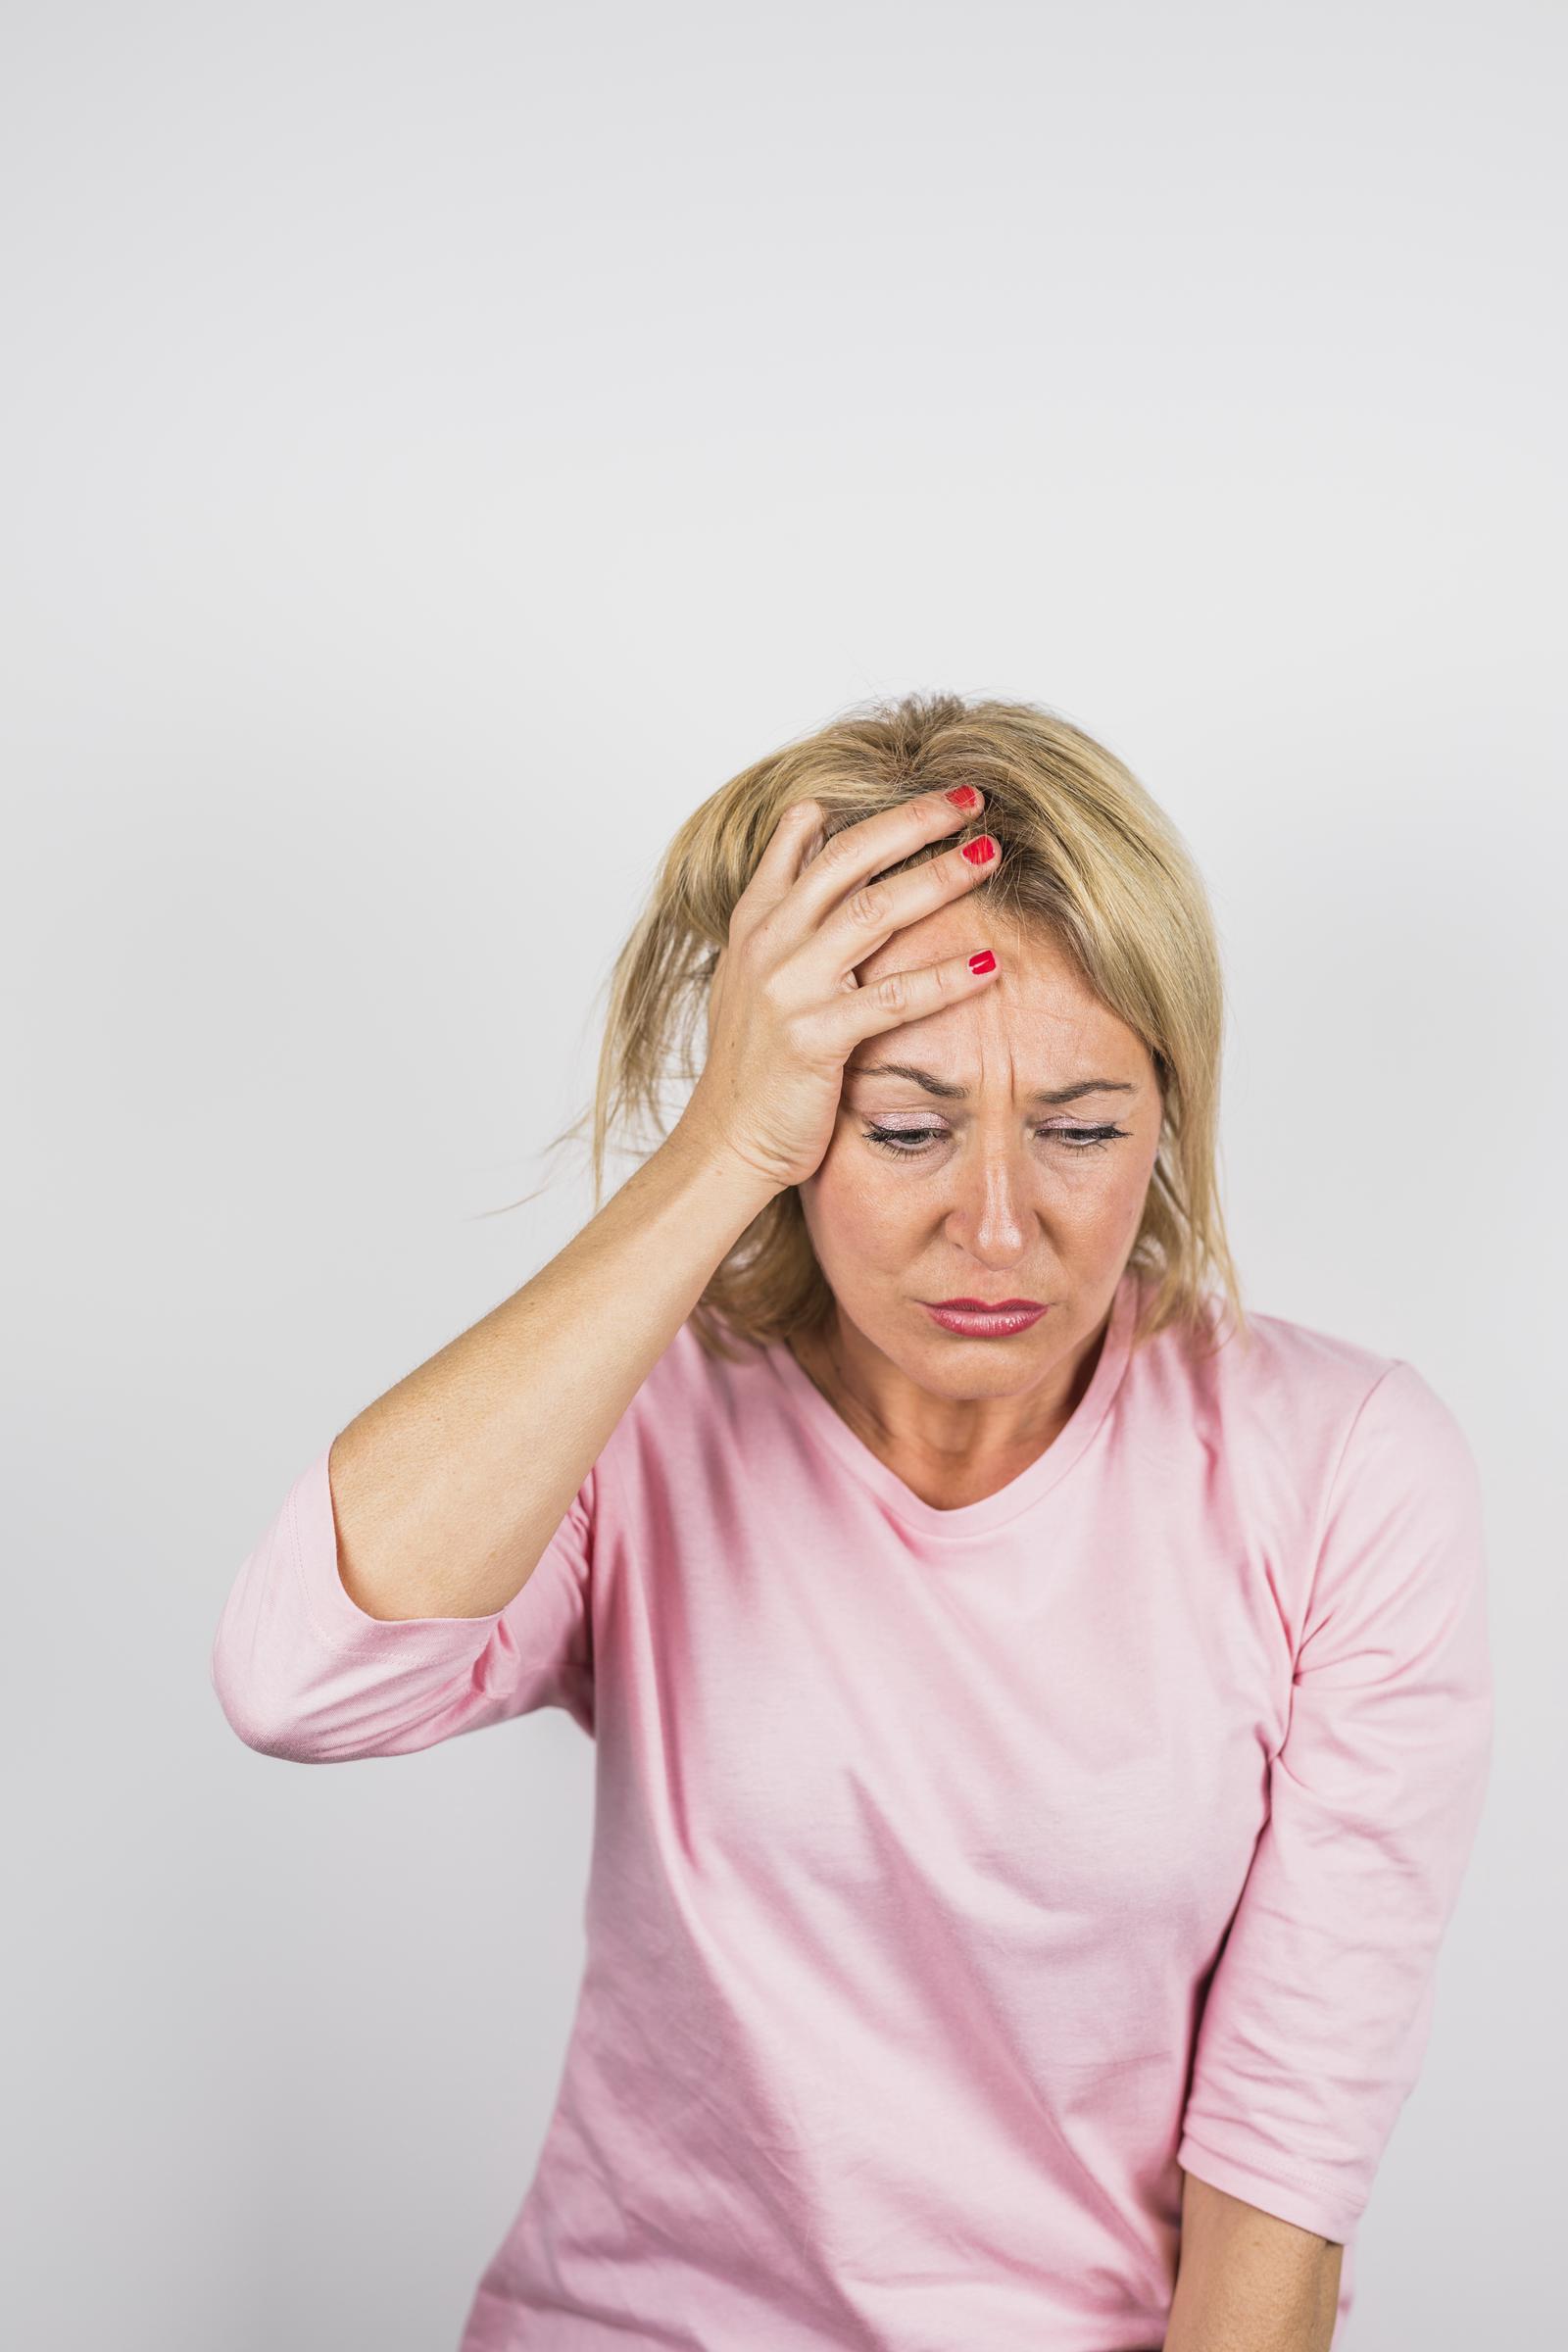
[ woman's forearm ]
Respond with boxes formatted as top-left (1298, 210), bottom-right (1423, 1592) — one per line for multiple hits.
top-left (325, 1116), bottom-right (775, 1622)
top-left (1163, 2172), bottom-right (1344, 2352)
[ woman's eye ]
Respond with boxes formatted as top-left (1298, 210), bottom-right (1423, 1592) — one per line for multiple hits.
top-left (860, 1123), bottom-right (1129, 1157)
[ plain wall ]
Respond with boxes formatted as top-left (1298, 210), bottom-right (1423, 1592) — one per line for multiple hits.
top-left (4, 3), bottom-right (1561, 2346)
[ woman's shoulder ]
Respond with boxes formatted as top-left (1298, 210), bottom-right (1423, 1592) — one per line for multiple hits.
top-left (1138, 1286), bottom-right (1469, 1490)
top-left (1214, 1295), bottom-right (1396, 1391)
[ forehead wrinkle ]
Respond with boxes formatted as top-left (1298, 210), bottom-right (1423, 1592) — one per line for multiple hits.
top-left (851, 994), bottom-right (1120, 1105)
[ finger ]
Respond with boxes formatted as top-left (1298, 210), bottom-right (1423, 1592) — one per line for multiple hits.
top-left (778, 787), bottom-right (986, 951)
top-left (817, 942), bottom-right (1002, 1060)
top-left (729, 799), bottom-right (829, 933)
top-left (804, 826), bottom-right (999, 994)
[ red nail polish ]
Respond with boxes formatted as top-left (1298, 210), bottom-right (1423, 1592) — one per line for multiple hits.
top-left (968, 950), bottom-right (997, 975)
top-left (961, 835), bottom-right (997, 865)
top-left (945, 785), bottom-right (979, 808)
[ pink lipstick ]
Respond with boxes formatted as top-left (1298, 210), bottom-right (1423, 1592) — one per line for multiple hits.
top-left (921, 1298), bottom-right (1049, 1338)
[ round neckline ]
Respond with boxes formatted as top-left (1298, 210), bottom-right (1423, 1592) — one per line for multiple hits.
top-left (765, 1268), bottom-right (1141, 1540)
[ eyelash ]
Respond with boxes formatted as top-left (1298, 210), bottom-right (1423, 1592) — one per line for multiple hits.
top-left (860, 1123), bottom-right (1130, 1159)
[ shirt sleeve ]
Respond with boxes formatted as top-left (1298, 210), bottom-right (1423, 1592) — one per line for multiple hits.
top-left (1176, 1357), bottom-right (1494, 2245)
top-left (209, 1442), bottom-right (596, 1763)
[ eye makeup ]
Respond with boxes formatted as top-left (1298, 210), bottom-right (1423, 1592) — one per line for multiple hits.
top-left (860, 1122), bottom-right (1130, 1159)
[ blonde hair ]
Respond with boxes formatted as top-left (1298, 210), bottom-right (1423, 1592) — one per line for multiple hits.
top-left (510, 690), bottom-right (1249, 1365)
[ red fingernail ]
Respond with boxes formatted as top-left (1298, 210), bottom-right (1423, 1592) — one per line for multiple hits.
top-left (968, 950), bottom-right (997, 975)
top-left (961, 835), bottom-right (997, 864)
top-left (945, 785), bottom-right (979, 808)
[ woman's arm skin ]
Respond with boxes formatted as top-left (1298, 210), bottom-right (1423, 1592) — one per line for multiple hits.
top-left (325, 1117), bottom-right (776, 1622)
top-left (1163, 2173), bottom-right (1344, 2352)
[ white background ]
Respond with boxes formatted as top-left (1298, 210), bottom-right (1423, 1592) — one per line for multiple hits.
top-left (4, 3), bottom-right (1561, 2346)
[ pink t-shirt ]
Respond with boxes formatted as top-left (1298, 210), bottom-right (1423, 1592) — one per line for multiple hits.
top-left (210, 1267), bottom-right (1494, 2351)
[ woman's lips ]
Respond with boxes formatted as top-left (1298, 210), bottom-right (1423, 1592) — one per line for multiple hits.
top-left (921, 1301), bottom-right (1050, 1338)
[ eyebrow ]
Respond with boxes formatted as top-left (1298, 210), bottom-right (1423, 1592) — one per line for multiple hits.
top-left (847, 1061), bottom-right (1138, 1105)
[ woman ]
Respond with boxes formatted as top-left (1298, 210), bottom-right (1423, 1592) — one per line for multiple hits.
top-left (210, 692), bottom-right (1494, 2352)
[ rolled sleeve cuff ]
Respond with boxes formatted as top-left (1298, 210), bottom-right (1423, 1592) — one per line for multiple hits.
top-left (1176, 2127), bottom-right (1362, 2246)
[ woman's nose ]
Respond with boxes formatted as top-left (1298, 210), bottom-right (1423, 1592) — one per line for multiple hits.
top-left (944, 1147), bottom-right (1033, 1255)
